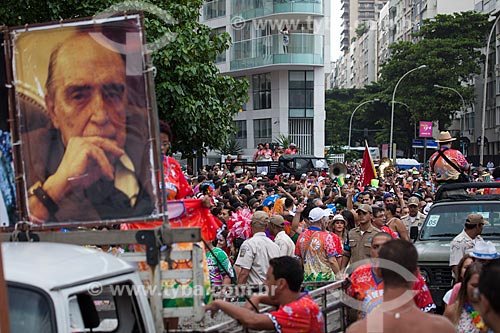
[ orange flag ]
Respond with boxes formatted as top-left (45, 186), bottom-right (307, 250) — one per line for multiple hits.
top-left (360, 142), bottom-right (378, 187)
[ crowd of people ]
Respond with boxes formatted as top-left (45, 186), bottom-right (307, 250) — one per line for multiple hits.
top-left (99, 125), bottom-right (500, 331)
top-left (194, 131), bottom-right (500, 331)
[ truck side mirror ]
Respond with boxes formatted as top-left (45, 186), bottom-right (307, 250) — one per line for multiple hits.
top-left (410, 226), bottom-right (419, 241)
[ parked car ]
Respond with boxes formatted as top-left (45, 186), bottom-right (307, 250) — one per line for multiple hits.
top-left (410, 183), bottom-right (500, 311)
top-left (227, 155), bottom-right (329, 178)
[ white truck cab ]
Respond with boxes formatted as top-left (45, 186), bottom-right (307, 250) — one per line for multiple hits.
top-left (2, 242), bottom-right (155, 333)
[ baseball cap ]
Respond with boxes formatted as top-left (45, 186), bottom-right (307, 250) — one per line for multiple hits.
top-left (269, 215), bottom-right (285, 228)
top-left (356, 204), bottom-right (373, 214)
top-left (407, 196), bottom-right (420, 206)
top-left (244, 184), bottom-right (254, 191)
top-left (308, 207), bottom-right (330, 223)
top-left (251, 211), bottom-right (270, 226)
top-left (466, 213), bottom-right (489, 225)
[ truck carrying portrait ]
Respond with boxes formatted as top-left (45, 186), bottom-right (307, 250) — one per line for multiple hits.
top-left (10, 15), bottom-right (159, 225)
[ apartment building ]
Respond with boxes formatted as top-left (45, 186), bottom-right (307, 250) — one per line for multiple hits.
top-left (201, 0), bottom-right (331, 156)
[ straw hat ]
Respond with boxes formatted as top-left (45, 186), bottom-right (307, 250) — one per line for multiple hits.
top-left (436, 131), bottom-right (457, 143)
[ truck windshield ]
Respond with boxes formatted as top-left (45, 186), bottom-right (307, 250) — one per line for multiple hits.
top-left (420, 203), bottom-right (500, 240)
top-left (8, 284), bottom-right (55, 333)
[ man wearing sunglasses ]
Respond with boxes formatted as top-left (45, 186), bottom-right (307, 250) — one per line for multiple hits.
top-left (449, 213), bottom-right (486, 279)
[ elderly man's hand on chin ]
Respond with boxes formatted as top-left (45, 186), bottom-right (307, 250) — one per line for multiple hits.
top-left (49, 136), bottom-right (125, 198)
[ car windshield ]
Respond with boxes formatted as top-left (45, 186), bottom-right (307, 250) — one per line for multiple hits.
top-left (420, 202), bottom-right (500, 240)
top-left (312, 158), bottom-right (328, 169)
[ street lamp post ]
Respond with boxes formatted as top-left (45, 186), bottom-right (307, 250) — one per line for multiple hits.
top-left (480, 14), bottom-right (500, 166)
top-left (348, 99), bottom-right (380, 150)
top-left (389, 65), bottom-right (427, 160)
top-left (434, 84), bottom-right (467, 154)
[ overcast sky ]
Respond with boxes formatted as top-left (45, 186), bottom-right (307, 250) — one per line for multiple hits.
top-left (331, 0), bottom-right (342, 61)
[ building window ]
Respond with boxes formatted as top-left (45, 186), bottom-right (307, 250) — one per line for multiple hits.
top-left (289, 118), bottom-right (313, 155)
top-left (213, 27), bottom-right (227, 63)
top-left (234, 76), bottom-right (247, 111)
top-left (203, 0), bottom-right (226, 20)
top-left (254, 118), bottom-right (272, 147)
top-left (252, 73), bottom-right (271, 110)
top-left (232, 120), bottom-right (247, 148)
top-left (233, 120), bottom-right (247, 139)
top-left (289, 71), bottom-right (314, 118)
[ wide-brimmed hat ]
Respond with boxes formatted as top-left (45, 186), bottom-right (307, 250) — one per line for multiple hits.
top-left (470, 241), bottom-right (499, 260)
top-left (436, 131), bottom-right (457, 143)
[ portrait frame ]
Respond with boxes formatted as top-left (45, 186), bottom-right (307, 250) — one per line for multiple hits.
top-left (6, 14), bottom-right (163, 227)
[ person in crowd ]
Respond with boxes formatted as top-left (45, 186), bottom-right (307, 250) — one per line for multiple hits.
top-left (273, 146), bottom-right (284, 161)
top-left (484, 166), bottom-right (500, 194)
top-left (267, 214), bottom-right (295, 256)
top-left (429, 131), bottom-right (470, 186)
top-left (284, 143), bottom-right (298, 155)
top-left (450, 214), bottom-right (486, 278)
top-left (470, 240), bottom-right (500, 264)
top-left (205, 256), bottom-right (325, 332)
top-left (477, 259), bottom-right (500, 333)
top-left (444, 263), bottom-right (488, 333)
top-left (328, 214), bottom-right (348, 249)
top-left (206, 239), bottom-right (234, 286)
top-left (401, 196), bottom-right (426, 232)
top-left (347, 239), bottom-right (454, 333)
top-left (253, 143), bottom-right (265, 162)
top-left (383, 193), bottom-right (395, 205)
top-left (443, 254), bottom-right (473, 307)
top-left (341, 204), bottom-right (381, 272)
top-left (216, 229), bottom-right (231, 257)
top-left (348, 233), bottom-right (435, 316)
top-left (235, 211), bottom-right (280, 284)
top-left (371, 206), bottom-right (398, 239)
top-left (384, 203), bottom-right (409, 241)
top-left (159, 121), bottom-right (193, 200)
top-left (358, 191), bottom-right (375, 205)
top-left (295, 207), bottom-right (340, 281)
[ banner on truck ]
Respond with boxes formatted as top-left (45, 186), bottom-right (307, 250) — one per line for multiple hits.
top-left (8, 15), bottom-right (160, 226)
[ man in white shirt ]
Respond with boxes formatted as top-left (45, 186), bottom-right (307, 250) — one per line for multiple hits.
top-left (235, 211), bottom-right (280, 285)
top-left (268, 214), bottom-right (295, 256)
top-left (449, 213), bottom-right (486, 278)
top-left (401, 196), bottom-right (426, 232)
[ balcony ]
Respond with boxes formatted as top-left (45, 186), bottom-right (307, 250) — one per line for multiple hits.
top-left (230, 33), bottom-right (324, 71)
top-left (202, 0), bottom-right (226, 21)
top-left (232, 0), bottom-right (324, 21)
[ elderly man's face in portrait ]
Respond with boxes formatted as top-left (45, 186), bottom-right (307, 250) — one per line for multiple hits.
top-left (46, 34), bottom-right (127, 149)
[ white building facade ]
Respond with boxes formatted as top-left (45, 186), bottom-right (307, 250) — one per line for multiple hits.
top-left (201, 0), bottom-right (330, 157)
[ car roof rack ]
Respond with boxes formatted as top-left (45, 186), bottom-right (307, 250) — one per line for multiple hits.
top-left (435, 182), bottom-right (500, 202)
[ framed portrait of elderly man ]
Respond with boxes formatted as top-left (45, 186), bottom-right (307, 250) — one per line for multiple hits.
top-left (9, 15), bottom-right (160, 225)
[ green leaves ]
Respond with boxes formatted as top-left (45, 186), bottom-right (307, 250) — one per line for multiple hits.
top-left (327, 11), bottom-right (489, 155)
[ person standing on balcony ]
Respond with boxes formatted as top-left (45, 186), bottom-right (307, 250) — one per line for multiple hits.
top-left (280, 25), bottom-right (289, 53)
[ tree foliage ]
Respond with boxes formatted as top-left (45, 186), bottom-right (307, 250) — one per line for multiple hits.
top-left (1, 0), bottom-right (249, 159)
top-left (327, 11), bottom-right (489, 155)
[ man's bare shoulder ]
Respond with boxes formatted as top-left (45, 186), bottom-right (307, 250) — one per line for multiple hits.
top-left (425, 313), bottom-right (455, 332)
top-left (346, 311), bottom-right (454, 333)
top-left (346, 318), bottom-right (366, 333)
